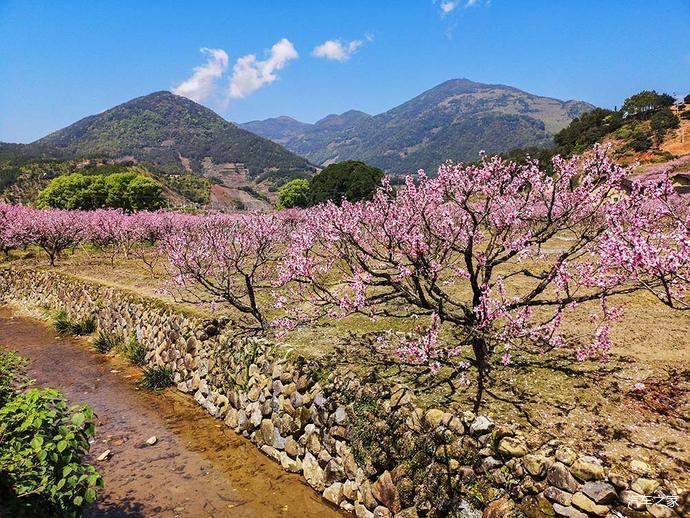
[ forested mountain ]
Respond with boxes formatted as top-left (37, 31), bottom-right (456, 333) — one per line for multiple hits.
top-left (241, 79), bottom-right (594, 173)
top-left (27, 91), bottom-right (312, 178)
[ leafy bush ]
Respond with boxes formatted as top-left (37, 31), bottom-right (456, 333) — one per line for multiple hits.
top-left (92, 330), bottom-right (122, 354)
top-left (307, 160), bottom-right (384, 206)
top-left (53, 310), bottom-right (96, 336)
top-left (628, 131), bottom-right (653, 152)
top-left (121, 335), bottom-right (147, 366)
top-left (553, 108), bottom-right (623, 155)
top-left (650, 108), bottom-right (680, 143)
top-left (36, 171), bottom-right (164, 211)
top-left (139, 366), bottom-right (174, 390)
top-left (682, 110), bottom-right (690, 120)
top-left (276, 178), bottom-right (310, 209)
top-left (0, 350), bottom-right (27, 406)
top-left (0, 351), bottom-right (102, 517)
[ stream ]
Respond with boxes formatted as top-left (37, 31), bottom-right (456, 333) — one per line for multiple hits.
top-left (0, 306), bottom-right (341, 517)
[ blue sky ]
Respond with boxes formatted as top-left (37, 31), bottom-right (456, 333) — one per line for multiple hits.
top-left (1, 0), bottom-right (688, 143)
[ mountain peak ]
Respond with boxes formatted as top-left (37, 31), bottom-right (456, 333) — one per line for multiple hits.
top-left (30, 91), bottom-right (311, 178)
top-left (241, 78), bottom-right (594, 174)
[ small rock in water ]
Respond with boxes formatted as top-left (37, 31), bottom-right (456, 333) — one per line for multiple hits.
top-left (96, 449), bottom-right (112, 461)
top-left (146, 435), bottom-right (158, 446)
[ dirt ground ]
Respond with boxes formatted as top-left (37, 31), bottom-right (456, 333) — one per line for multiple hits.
top-left (2, 249), bottom-right (689, 490)
top-left (0, 305), bottom-right (341, 517)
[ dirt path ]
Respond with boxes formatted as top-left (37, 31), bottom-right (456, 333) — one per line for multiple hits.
top-left (0, 306), bottom-right (341, 517)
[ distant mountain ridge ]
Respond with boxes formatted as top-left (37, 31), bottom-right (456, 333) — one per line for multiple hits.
top-left (240, 79), bottom-right (595, 173)
top-left (5, 91), bottom-right (312, 180)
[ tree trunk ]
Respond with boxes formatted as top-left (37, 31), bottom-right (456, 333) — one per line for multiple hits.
top-left (472, 337), bottom-right (489, 413)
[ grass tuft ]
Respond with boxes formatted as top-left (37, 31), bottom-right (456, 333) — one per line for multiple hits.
top-left (53, 311), bottom-right (96, 336)
top-left (121, 334), bottom-right (147, 366)
top-left (138, 366), bottom-right (174, 390)
top-left (92, 330), bottom-right (122, 353)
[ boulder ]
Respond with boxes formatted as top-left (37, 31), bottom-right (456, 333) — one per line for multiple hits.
top-left (570, 456), bottom-right (604, 481)
top-left (354, 503), bottom-right (374, 518)
top-left (323, 482), bottom-right (344, 505)
top-left (279, 452), bottom-right (302, 473)
top-left (631, 477), bottom-right (659, 495)
top-left (372, 471), bottom-right (401, 513)
top-left (523, 454), bottom-right (551, 478)
top-left (547, 462), bottom-right (579, 493)
top-left (425, 408), bottom-right (445, 428)
top-left (497, 436), bottom-right (529, 458)
top-left (555, 447), bottom-right (577, 466)
top-left (552, 503), bottom-right (587, 518)
top-left (470, 415), bottom-right (494, 435)
top-left (544, 486), bottom-right (573, 506)
top-left (571, 492), bottom-right (609, 516)
top-left (582, 481), bottom-right (617, 505)
top-left (303, 452), bottom-right (326, 491)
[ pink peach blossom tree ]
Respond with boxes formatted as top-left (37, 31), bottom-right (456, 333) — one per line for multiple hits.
top-left (279, 146), bottom-right (690, 409)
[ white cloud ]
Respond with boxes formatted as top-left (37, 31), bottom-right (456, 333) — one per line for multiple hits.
top-left (440, 1), bottom-right (457, 13)
top-left (228, 38), bottom-right (298, 99)
top-left (311, 36), bottom-right (369, 62)
top-left (438, 0), bottom-right (481, 14)
top-left (172, 48), bottom-right (229, 102)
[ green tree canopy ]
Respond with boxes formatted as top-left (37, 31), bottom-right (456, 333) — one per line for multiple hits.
top-left (308, 161), bottom-right (384, 206)
top-left (553, 108), bottom-right (623, 155)
top-left (276, 178), bottom-right (310, 209)
top-left (684, 94), bottom-right (690, 104)
top-left (36, 171), bottom-right (164, 211)
top-left (622, 90), bottom-right (675, 119)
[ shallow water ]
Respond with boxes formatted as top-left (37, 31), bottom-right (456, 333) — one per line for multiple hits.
top-left (0, 306), bottom-right (341, 517)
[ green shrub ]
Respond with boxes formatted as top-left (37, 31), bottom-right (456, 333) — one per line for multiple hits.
top-left (0, 351), bottom-right (102, 517)
top-left (276, 178), bottom-right (310, 209)
top-left (139, 366), bottom-right (174, 390)
top-left (92, 330), bottom-right (122, 354)
top-left (121, 335), bottom-right (147, 366)
top-left (308, 161), bottom-right (385, 206)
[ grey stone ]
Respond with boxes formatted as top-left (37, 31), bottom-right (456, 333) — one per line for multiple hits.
top-left (552, 503), bottom-right (587, 518)
top-left (323, 482), bottom-right (344, 505)
top-left (469, 415), bottom-right (494, 435)
top-left (523, 454), bottom-right (551, 477)
top-left (555, 446), bottom-right (577, 466)
top-left (497, 436), bottom-right (529, 458)
top-left (354, 503), bottom-right (374, 518)
top-left (334, 405), bottom-right (347, 425)
top-left (544, 486), bottom-right (573, 506)
top-left (303, 452), bottom-right (325, 491)
top-left (571, 491), bottom-right (609, 516)
top-left (582, 481), bottom-right (617, 505)
top-left (547, 462), bottom-right (580, 493)
top-left (571, 456), bottom-right (604, 481)
top-left (631, 477), bottom-right (659, 495)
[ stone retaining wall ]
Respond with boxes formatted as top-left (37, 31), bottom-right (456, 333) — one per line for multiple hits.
top-left (0, 268), bottom-right (685, 518)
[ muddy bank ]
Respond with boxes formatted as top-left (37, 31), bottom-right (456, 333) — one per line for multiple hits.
top-left (0, 306), bottom-right (341, 517)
